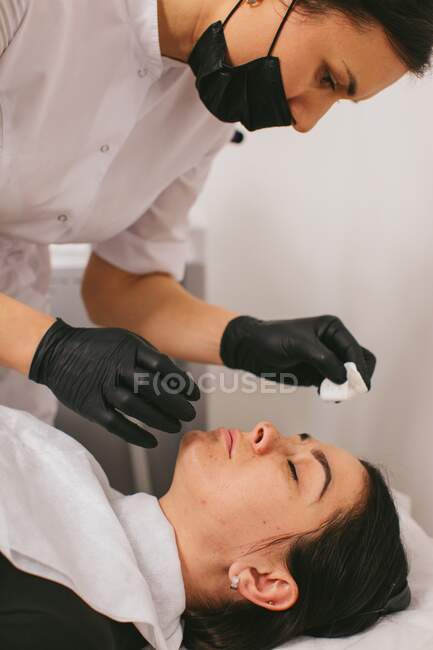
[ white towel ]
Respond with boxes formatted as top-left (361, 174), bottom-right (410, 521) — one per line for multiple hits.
top-left (319, 362), bottom-right (368, 402)
top-left (0, 405), bottom-right (186, 650)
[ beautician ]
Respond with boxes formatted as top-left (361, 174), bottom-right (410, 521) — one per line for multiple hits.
top-left (0, 0), bottom-right (430, 447)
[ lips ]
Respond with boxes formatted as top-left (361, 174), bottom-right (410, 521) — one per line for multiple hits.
top-left (229, 429), bottom-right (238, 455)
top-left (225, 429), bottom-right (233, 457)
top-left (217, 427), bottom-right (238, 458)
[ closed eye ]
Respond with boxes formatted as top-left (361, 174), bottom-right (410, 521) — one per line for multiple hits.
top-left (321, 68), bottom-right (337, 92)
top-left (288, 460), bottom-right (298, 482)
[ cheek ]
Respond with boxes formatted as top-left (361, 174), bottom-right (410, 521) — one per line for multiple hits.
top-left (278, 55), bottom-right (309, 99)
top-left (176, 436), bottom-right (295, 532)
top-left (206, 480), bottom-right (293, 542)
top-left (223, 466), bottom-right (294, 534)
top-left (273, 22), bottom-right (320, 98)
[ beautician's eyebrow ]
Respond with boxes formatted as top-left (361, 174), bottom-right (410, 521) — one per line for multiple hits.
top-left (312, 449), bottom-right (332, 501)
top-left (342, 60), bottom-right (359, 103)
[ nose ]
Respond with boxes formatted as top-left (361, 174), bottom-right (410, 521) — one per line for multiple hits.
top-left (249, 422), bottom-right (315, 455)
top-left (250, 421), bottom-right (281, 452)
top-left (291, 95), bottom-right (338, 133)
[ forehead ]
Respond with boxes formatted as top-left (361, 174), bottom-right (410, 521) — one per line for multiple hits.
top-left (324, 442), bottom-right (367, 507)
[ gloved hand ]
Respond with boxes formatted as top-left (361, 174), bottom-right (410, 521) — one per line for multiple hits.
top-left (220, 314), bottom-right (376, 391)
top-left (29, 317), bottom-right (200, 448)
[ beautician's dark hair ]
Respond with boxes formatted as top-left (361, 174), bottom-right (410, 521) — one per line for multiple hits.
top-left (295, 0), bottom-right (433, 76)
top-left (181, 460), bottom-right (410, 650)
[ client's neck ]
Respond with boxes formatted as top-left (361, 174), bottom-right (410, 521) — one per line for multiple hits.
top-left (159, 493), bottom-right (226, 609)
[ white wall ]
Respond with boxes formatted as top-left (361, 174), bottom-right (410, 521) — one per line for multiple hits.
top-left (191, 72), bottom-right (433, 535)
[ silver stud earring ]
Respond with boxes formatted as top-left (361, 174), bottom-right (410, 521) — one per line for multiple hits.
top-left (268, 600), bottom-right (275, 606)
top-left (230, 575), bottom-right (240, 590)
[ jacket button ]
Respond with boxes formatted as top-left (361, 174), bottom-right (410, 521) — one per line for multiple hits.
top-left (57, 214), bottom-right (68, 223)
top-left (100, 144), bottom-right (110, 153)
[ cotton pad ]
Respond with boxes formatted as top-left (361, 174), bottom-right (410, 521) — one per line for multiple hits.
top-left (319, 362), bottom-right (368, 402)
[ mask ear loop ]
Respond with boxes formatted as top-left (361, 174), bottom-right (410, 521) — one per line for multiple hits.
top-left (221, 0), bottom-right (298, 53)
top-left (222, 0), bottom-right (245, 27)
top-left (267, 0), bottom-right (298, 56)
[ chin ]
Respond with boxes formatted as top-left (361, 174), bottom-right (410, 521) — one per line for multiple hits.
top-left (176, 428), bottom-right (222, 485)
top-left (179, 428), bottom-right (205, 447)
top-left (176, 429), bottom-right (206, 466)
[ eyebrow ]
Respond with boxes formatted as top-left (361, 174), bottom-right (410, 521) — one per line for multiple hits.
top-left (342, 60), bottom-right (359, 101)
top-left (311, 449), bottom-right (332, 501)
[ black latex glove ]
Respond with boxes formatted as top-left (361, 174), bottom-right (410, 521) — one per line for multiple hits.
top-left (29, 318), bottom-right (200, 448)
top-left (220, 314), bottom-right (376, 391)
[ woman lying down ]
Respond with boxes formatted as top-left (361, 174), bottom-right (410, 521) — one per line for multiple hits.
top-left (0, 405), bottom-right (411, 650)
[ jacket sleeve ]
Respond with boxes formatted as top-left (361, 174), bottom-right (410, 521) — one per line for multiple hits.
top-left (0, 0), bottom-right (28, 57)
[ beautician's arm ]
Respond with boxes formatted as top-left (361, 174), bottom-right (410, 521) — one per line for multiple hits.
top-left (0, 291), bottom-right (55, 375)
top-left (0, 288), bottom-right (201, 447)
top-left (81, 252), bottom-right (239, 365)
top-left (82, 252), bottom-right (377, 392)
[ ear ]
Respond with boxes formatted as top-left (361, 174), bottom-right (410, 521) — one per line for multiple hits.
top-left (230, 564), bottom-right (299, 611)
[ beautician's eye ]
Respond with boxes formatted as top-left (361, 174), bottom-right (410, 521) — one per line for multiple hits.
top-left (288, 460), bottom-right (298, 482)
top-left (321, 69), bottom-right (337, 92)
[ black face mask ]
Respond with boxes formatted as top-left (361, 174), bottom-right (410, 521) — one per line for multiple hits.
top-left (187, 0), bottom-right (298, 132)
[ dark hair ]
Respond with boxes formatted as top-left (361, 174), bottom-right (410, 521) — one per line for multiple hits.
top-left (294, 0), bottom-right (433, 76)
top-left (181, 460), bottom-right (410, 650)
